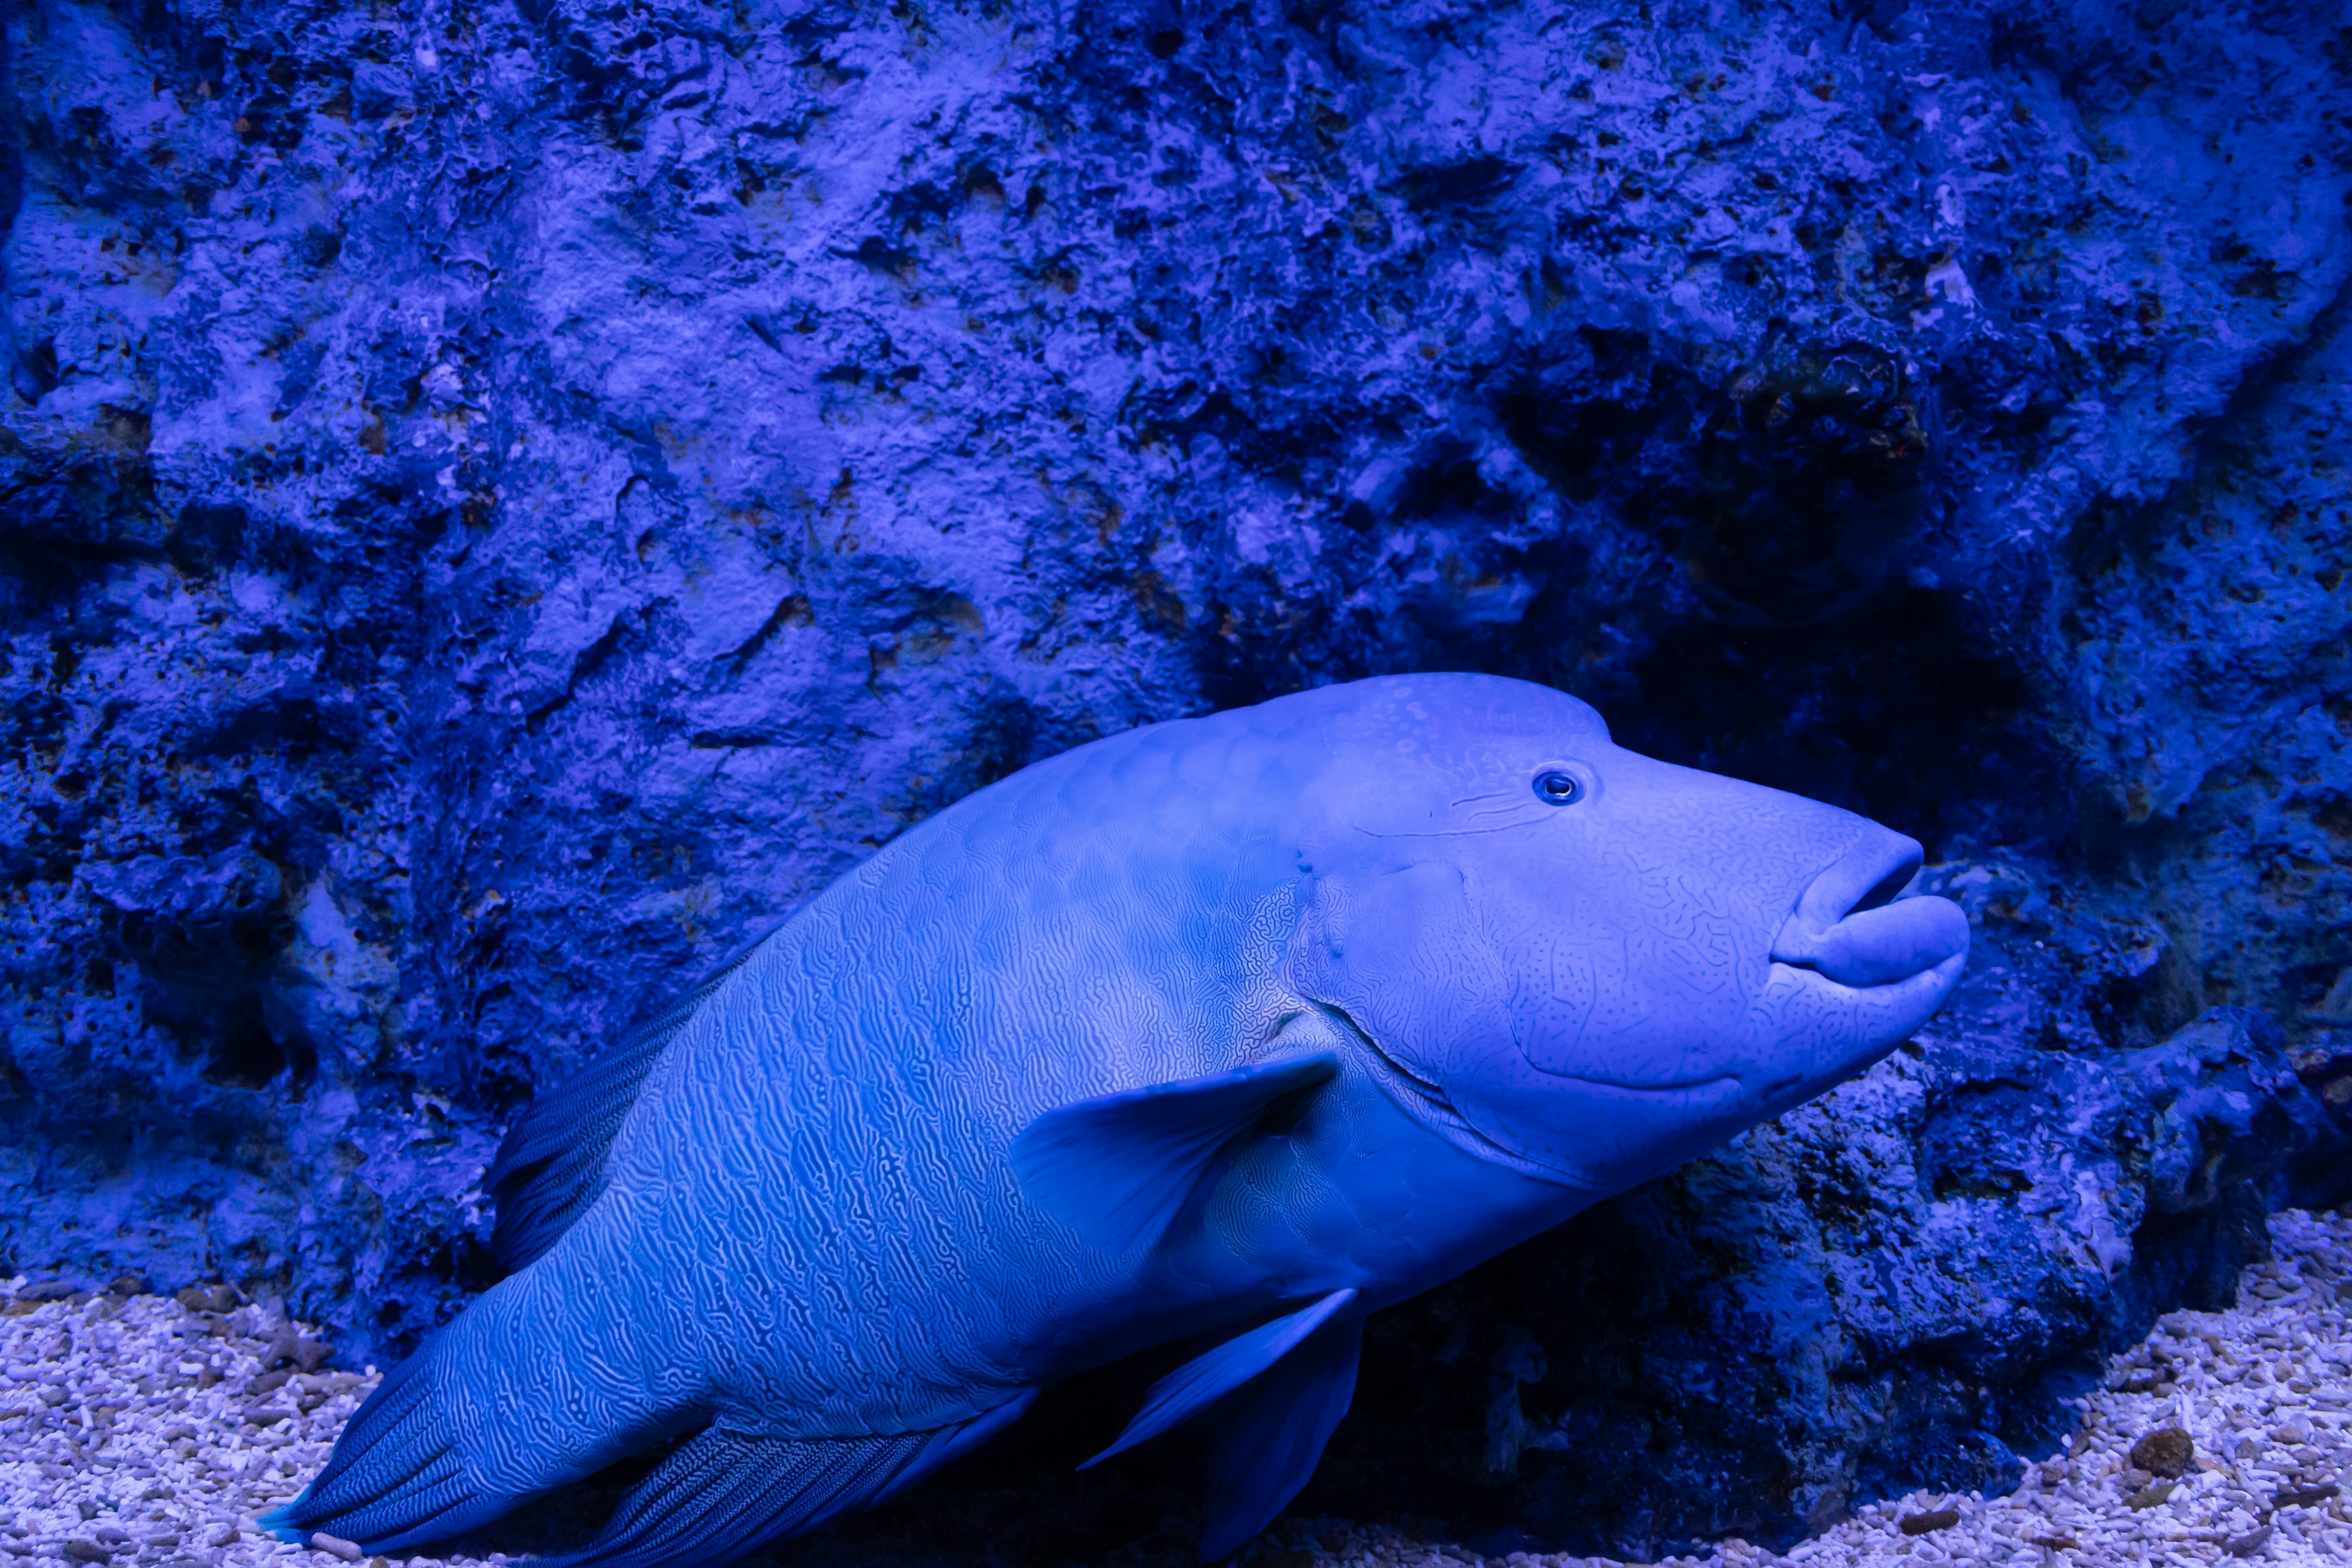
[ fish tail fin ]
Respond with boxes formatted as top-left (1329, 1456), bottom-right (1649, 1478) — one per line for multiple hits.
top-left (258, 1336), bottom-right (518, 1553)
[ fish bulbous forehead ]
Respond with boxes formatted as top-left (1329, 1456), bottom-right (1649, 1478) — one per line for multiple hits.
top-left (1248, 674), bottom-right (1616, 839)
top-left (1262, 674), bottom-right (1611, 773)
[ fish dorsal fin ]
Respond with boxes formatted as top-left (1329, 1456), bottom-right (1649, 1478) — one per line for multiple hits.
top-left (1080, 1286), bottom-right (1359, 1469)
top-left (1008, 1050), bottom-right (1340, 1256)
top-left (486, 943), bottom-right (763, 1273)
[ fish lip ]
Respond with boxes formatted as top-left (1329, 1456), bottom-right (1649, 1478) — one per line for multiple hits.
top-left (1766, 948), bottom-right (1969, 1018)
top-left (1783, 834), bottom-right (1926, 937)
top-left (1770, 833), bottom-right (1947, 987)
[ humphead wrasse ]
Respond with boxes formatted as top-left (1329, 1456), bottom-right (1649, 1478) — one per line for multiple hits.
top-left (265, 673), bottom-right (1970, 1566)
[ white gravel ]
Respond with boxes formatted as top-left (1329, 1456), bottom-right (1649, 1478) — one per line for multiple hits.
top-left (2, 1209), bottom-right (2345, 1568)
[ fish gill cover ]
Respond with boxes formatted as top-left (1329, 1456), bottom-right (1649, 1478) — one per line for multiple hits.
top-left (0, 0), bottom-right (2347, 1559)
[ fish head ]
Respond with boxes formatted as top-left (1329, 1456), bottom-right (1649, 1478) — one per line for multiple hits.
top-left (1281, 674), bottom-right (1969, 1193)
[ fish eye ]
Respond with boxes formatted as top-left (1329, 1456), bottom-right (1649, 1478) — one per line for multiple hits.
top-left (1532, 769), bottom-right (1582, 806)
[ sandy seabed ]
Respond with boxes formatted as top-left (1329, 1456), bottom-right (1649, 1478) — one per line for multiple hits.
top-left (2, 1212), bottom-right (2346, 1568)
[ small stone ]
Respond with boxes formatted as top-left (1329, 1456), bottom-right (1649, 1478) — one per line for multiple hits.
top-left (2129, 1425), bottom-right (2195, 1478)
top-left (2226, 1524), bottom-right (2274, 1557)
top-left (310, 1533), bottom-right (364, 1562)
top-left (1898, 1508), bottom-right (1960, 1536)
top-left (265, 1322), bottom-right (334, 1373)
top-left (175, 1282), bottom-right (238, 1313)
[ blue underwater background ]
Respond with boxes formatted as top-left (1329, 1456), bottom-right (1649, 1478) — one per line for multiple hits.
top-left (0, 0), bottom-right (2348, 1561)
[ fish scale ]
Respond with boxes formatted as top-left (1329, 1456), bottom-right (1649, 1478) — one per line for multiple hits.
top-left (265, 673), bottom-right (1970, 1567)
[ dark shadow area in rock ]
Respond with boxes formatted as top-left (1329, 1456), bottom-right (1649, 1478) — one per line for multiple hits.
top-left (1610, 589), bottom-right (2059, 861)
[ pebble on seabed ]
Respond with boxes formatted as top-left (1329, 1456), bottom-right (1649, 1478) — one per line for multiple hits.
top-left (2, 1211), bottom-right (2347, 1568)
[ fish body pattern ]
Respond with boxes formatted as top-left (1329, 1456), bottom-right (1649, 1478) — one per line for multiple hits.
top-left (265, 674), bottom-right (1969, 1567)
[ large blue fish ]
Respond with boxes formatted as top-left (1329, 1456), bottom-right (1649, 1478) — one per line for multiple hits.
top-left (263, 674), bottom-right (1967, 1566)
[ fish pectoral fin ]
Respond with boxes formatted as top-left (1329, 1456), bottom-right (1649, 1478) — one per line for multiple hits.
top-left (1195, 1306), bottom-right (1363, 1561)
top-left (533, 1423), bottom-right (932, 1568)
top-left (1009, 1050), bottom-right (1340, 1254)
top-left (1081, 1286), bottom-right (1359, 1469)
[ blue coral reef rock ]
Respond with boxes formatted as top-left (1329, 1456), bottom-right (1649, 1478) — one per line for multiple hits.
top-left (0, 0), bottom-right (2348, 1559)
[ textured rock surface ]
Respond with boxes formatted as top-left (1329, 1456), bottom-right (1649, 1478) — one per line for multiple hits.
top-left (1, 0), bottom-right (2349, 1555)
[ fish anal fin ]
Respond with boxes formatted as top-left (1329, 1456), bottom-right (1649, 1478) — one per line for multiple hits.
top-left (1009, 1051), bottom-right (1340, 1256)
top-left (1082, 1286), bottom-right (1357, 1469)
top-left (486, 945), bottom-right (760, 1274)
top-left (536, 1425), bottom-right (929, 1568)
top-left (1197, 1310), bottom-right (1363, 1561)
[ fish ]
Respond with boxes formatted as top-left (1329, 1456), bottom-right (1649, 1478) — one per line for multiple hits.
top-left (261, 673), bottom-right (1969, 1567)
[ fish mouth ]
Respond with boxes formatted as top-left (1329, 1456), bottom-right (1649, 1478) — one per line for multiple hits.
top-left (1769, 833), bottom-right (1968, 990)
